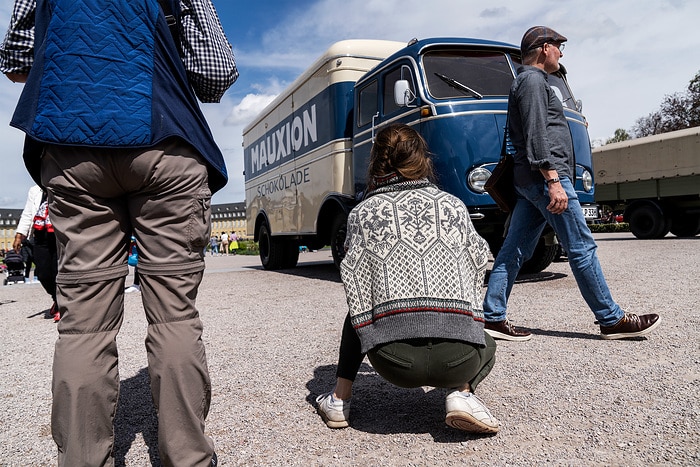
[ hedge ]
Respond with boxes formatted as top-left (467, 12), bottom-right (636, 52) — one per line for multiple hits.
top-left (589, 223), bottom-right (630, 233)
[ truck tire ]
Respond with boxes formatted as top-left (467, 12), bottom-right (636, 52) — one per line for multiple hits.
top-left (627, 204), bottom-right (669, 239)
top-left (670, 214), bottom-right (700, 237)
top-left (486, 234), bottom-right (557, 274)
top-left (258, 223), bottom-right (286, 270)
top-left (330, 215), bottom-right (348, 269)
top-left (281, 245), bottom-right (300, 269)
top-left (519, 237), bottom-right (559, 275)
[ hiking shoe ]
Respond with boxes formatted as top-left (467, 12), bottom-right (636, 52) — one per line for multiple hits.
top-left (484, 319), bottom-right (532, 341)
top-left (316, 392), bottom-right (350, 428)
top-left (445, 390), bottom-right (499, 434)
top-left (124, 284), bottom-right (141, 294)
top-left (600, 313), bottom-right (660, 340)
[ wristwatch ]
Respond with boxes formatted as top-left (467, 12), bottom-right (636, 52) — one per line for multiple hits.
top-left (546, 177), bottom-right (560, 185)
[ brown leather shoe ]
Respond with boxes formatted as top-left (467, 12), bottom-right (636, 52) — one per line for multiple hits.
top-left (600, 313), bottom-right (660, 340)
top-left (484, 319), bottom-right (532, 341)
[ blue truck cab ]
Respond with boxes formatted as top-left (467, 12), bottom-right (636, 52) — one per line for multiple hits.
top-left (351, 38), bottom-right (597, 270)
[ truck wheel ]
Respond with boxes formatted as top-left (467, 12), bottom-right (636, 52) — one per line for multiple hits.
top-left (627, 205), bottom-right (669, 239)
top-left (670, 214), bottom-right (700, 237)
top-left (330, 215), bottom-right (348, 269)
top-left (281, 245), bottom-right (300, 268)
top-left (486, 234), bottom-right (557, 274)
top-left (485, 235), bottom-right (504, 258)
top-left (519, 237), bottom-right (558, 274)
top-left (258, 223), bottom-right (285, 270)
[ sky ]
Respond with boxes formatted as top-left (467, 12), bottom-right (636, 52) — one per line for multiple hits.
top-left (1, 0), bottom-right (699, 208)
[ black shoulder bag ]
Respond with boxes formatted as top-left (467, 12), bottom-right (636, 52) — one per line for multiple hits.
top-left (484, 120), bottom-right (516, 212)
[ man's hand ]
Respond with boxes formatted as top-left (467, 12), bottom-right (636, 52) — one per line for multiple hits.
top-left (546, 183), bottom-right (568, 214)
top-left (13, 233), bottom-right (25, 252)
top-left (541, 170), bottom-right (568, 214)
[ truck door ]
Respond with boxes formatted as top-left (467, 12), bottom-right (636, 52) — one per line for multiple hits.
top-left (353, 78), bottom-right (379, 197)
top-left (352, 63), bottom-right (418, 196)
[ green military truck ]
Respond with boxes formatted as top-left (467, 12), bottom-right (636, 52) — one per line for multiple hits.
top-left (593, 126), bottom-right (700, 238)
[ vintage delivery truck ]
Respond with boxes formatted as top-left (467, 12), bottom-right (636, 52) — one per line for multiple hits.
top-left (593, 126), bottom-right (700, 238)
top-left (243, 38), bottom-right (598, 270)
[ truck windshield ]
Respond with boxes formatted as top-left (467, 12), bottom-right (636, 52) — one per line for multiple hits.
top-left (423, 50), bottom-right (515, 99)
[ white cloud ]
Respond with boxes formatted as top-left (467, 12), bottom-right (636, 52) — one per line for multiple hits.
top-left (223, 93), bottom-right (277, 126)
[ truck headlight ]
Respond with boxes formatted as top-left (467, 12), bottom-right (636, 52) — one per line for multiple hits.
top-left (468, 167), bottom-right (492, 193)
top-left (582, 169), bottom-right (593, 192)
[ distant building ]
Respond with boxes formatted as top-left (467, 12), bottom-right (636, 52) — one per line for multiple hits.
top-left (0, 208), bottom-right (22, 252)
top-left (0, 202), bottom-right (248, 254)
top-left (210, 201), bottom-right (248, 240)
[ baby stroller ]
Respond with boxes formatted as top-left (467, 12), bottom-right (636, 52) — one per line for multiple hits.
top-left (3, 250), bottom-right (26, 285)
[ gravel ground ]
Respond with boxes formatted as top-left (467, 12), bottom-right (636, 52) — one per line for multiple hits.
top-left (1, 232), bottom-right (698, 466)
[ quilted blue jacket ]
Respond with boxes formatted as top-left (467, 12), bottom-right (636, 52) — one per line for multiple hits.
top-left (10, 0), bottom-right (228, 192)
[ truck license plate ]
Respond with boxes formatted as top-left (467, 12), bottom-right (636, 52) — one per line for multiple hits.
top-left (582, 205), bottom-right (599, 220)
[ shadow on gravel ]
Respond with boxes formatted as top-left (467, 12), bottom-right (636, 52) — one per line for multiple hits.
top-left (484, 270), bottom-right (568, 284)
top-left (248, 261), bottom-right (568, 286)
top-left (595, 235), bottom-right (700, 242)
top-left (527, 328), bottom-right (609, 341)
top-left (114, 368), bottom-right (160, 466)
top-left (513, 271), bottom-right (567, 283)
top-left (306, 364), bottom-right (495, 443)
top-left (266, 262), bottom-right (342, 283)
top-left (26, 306), bottom-right (51, 319)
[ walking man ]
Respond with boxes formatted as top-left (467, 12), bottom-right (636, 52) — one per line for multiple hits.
top-left (483, 26), bottom-right (660, 341)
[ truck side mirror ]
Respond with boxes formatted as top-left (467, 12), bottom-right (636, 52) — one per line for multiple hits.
top-left (394, 80), bottom-right (416, 107)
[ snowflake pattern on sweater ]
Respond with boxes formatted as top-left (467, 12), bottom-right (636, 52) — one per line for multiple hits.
top-left (340, 179), bottom-right (490, 353)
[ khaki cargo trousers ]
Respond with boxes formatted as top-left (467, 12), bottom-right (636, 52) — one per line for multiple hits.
top-left (42, 138), bottom-right (215, 467)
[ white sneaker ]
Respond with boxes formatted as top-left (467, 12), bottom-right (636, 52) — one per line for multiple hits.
top-left (316, 392), bottom-right (350, 428)
top-left (124, 284), bottom-right (141, 294)
top-left (445, 390), bottom-right (499, 434)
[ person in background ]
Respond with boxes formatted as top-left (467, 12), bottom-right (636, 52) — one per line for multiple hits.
top-left (482, 26), bottom-right (660, 341)
top-left (125, 235), bottom-right (140, 294)
top-left (316, 124), bottom-right (499, 434)
top-left (14, 183), bottom-right (59, 321)
top-left (210, 234), bottom-right (219, 256)
top-left (0, 0), bottom-right (237, 464)
top-left (16, 197), bottom-right (34, 284)
top-left (229, 232), bottom-right (239, 255)
top-left (220, 231), bottom-right (229, 256)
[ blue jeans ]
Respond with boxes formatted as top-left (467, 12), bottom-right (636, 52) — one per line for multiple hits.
top-left (483, 177), bottom-right (624, 327)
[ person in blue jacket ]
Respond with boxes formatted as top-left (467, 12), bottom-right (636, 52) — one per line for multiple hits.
top-left (0, 1), bottom-right (237, 465)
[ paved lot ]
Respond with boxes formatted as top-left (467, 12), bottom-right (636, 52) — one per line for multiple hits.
top-left (1, 233), bottom-right (698, 465)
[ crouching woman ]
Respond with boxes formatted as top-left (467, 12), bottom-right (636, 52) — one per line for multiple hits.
top-left (316, 124), bottom-right (499, 434)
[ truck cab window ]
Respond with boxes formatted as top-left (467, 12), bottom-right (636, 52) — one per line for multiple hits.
top-left (357, 80), bottom-right (378, 127)
top-left (548, 71), bottom-right (578, 111)
top-left (383, 66), bottom-right (415, 115)
top-left (423, 50), bottom-right (514, 99)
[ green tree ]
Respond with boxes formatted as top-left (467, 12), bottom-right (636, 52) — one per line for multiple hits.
top-left (633, 70), bottom-right (700, 137)
top-left (606, 128), bottom-right (631, 144)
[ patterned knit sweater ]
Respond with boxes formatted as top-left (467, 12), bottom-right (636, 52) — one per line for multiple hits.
top-left (340, 178), bottom-right (489, 354)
